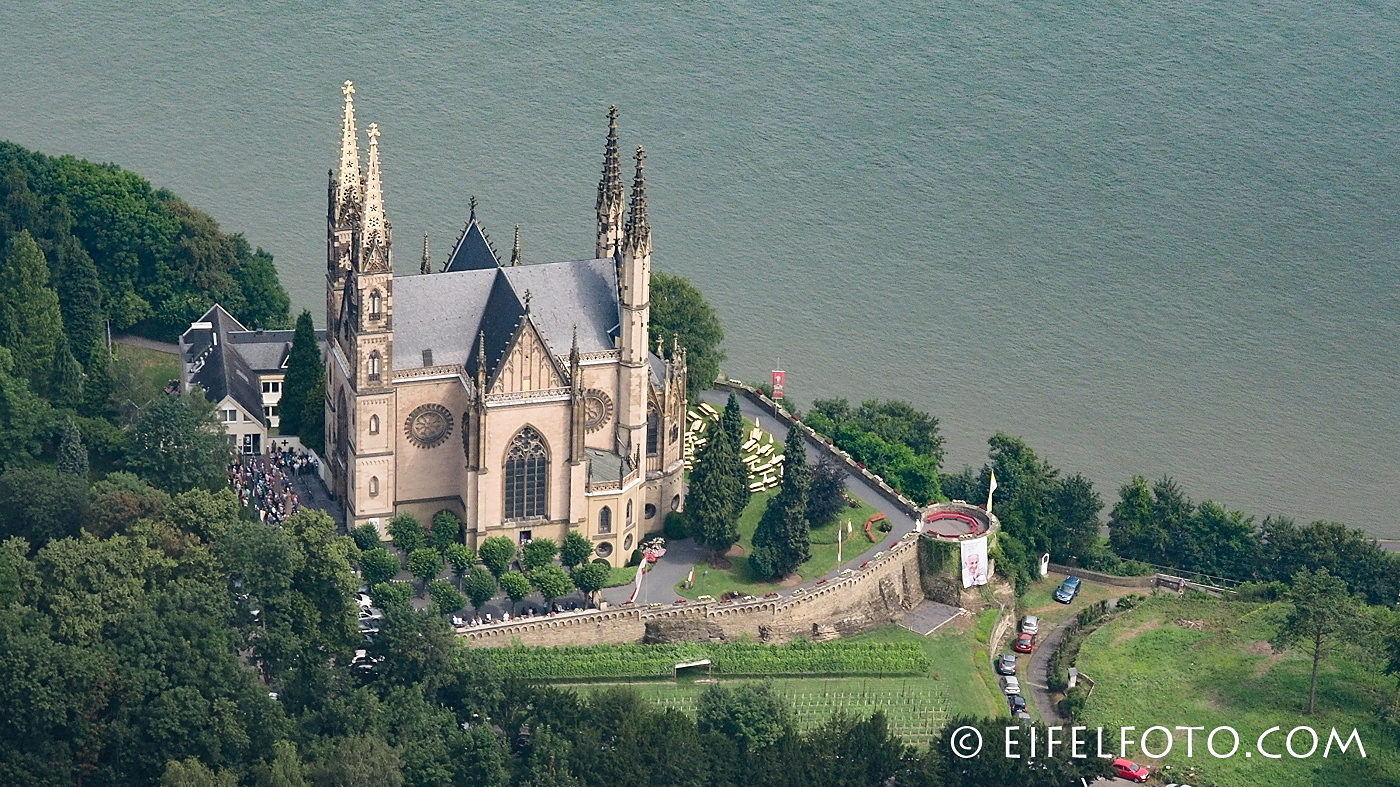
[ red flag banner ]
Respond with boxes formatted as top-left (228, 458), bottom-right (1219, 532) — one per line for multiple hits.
top-left (771, 370), bottom-right (786, 400)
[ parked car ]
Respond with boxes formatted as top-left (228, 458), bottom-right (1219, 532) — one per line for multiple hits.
top-left (1020, 615), bottom-right (1039, 635)
top-left (1054, 576), bottom-right (1082, 603)
top-left (1111, 758), bottom-right (1150, 783)
top-left (1013, 631), bottom-right (1035, 653)
top-left (356, 593), bottom-right (375, 608)
top-left (995, 653), bottom-right (1018, 675)
top-left (1008, 694), bottom-right (1027, 714)
top-left (999, 676), bottom-right (1021, 695)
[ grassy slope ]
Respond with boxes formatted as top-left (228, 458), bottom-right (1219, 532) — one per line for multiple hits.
top-left (113, 343), bottom-right (180, 405)
top-left (1076, 595), bottom-right (1397, 787)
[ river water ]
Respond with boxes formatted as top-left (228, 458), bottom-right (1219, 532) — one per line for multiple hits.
top-left (2, 1), bottom-right (1396, 534)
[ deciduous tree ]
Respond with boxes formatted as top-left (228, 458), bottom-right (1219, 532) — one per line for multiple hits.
top-left (530, 564), bottom-right (574, 607)
top-left (430, 510), bottom-right (463, 552)
top-left (570, 563), bottom-right (610, 605)
top-left (408, 548), bottom-right (443, 594)
top-left (126, 394), bottom-right (231, 493)
top-left (478, 536), bottom-right (516, 578)
top-left (649, 272), bottom-right (724, 399)
top-left (560, 530), bottom-right (592, 569)
top-left (360, 548), bottom-right (400, 588)
top-left (444, 543), bottom-right (475, 588)
top-left (428, 579), bottom-right (466, 615)
top-left (521, 538), bottom-right (559, 571)
top-left (499, 571), bottom-right (531, 612)
top-left (1271, 567), bottom-right (1357, 715)
top-left (388, 514), bottom-right (425, 555)
top-left (463, 567), bottom-right (498, 612)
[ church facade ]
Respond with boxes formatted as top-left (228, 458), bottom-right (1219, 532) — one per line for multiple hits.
top-left (323, 82), bottom-right (686, 565)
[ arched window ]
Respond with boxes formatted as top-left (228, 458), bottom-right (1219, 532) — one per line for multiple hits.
top-left (646, 405), bottom-right (660, 456)
top-left (368, 351), bottom-right (382, 381)
top-left (598, 506), bottom-right (612, 534)
top-left (626, 499), bottom-right (633, 524)
top-left (504, 426), bottom-right (549, 520)
top-left (369, 414), bottom-right (380, 434)
top-left (368, 476), bottom-right (379, 497)
top-left (369, 290), bottom-right (382, 320)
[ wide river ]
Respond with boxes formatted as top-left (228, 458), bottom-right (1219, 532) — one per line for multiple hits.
top-left (3, 1), bottom-right (1396, 535)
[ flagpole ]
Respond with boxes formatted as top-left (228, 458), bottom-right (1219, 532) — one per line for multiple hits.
top-left (986, 470), bottom-right (998, 515)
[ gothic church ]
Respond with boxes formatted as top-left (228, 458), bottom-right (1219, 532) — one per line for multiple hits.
top-left (324, 82), bottom-right (687, 565)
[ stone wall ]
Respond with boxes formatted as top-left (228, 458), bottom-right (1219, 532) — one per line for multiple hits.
top-left (461, 535), bottom-right (926, 648)
top-left (1047, 564), bottom-right (1156, 588)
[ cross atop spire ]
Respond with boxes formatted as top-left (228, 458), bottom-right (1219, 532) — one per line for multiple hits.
top-left (337, 81), bottom-right (361, 210)
top-left (624, 146), bottom-right (650, 252)
top-left (510, 225), bottom-right (522, 266)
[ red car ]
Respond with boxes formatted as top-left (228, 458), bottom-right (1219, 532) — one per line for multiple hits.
top-left (1111, 758), bottom-right (1150, 783)
top-left (1012, 632), bottom-right (1035, 653)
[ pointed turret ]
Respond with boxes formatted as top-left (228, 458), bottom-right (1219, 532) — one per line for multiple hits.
top-left (510, 225), bottom-right (522, 266)
top-left (624, 146), bottom-right (651, 255)
top-left (337, 81), bottom-right (361, 214)
top-left (596, 106), bottom-right (625, 259)
top-left (361, 123), bottom-right (391, 272)
top-left (420, 234), bottom-right (431, 275)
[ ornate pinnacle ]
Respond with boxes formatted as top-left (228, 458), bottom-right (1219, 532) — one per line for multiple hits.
top-left (597, 105), bottom-right (623, 212)
top-left (523, 288), bottom-right (532, 313)
top-left (624, 146), bottom-right (650, 249)
top-left (420, 233), bottom-right (431, 275)
top-left (510, 225), bottom-right (522, 266)
top-left (337, 81), bottom-right (361, 211)
top-left (469, 195), bottom-right (478, 218)
top-left (362, 123), bottom-right (386, 255)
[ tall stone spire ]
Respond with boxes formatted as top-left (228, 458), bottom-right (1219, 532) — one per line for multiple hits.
top-left (361, 123), bottom-right (390, 271)
top-left (624, 146), bottom-right (650, 254)
top-left (337, 81), bottom-right (361, 212)
top-left (595, 106), bottom-right (625, 258)
top-left (420, 234), bottom-right (431, 275)
top-left (510, 225), bottom-right (522, 267)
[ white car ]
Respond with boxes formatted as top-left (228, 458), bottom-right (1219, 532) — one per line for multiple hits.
top-left (1020, 615), bottom-right (1039, 635)
top-left (999, 676), bottom-right (1022, 696)
top-left (356, 593), bottom-right (375, 608)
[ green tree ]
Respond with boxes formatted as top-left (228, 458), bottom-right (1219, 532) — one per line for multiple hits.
top-left (463, 567), bottom-right (498, 612)
top-left (79, 340), bottom-right (114, 419)
top-left (478, 536), bottom-right (516, 578)
top-left (519, 725), bottom-right (582, 787)
top-left (721, 393), bottom-right (750, 516)
top-left (696, 682), bottom-right (792, 754)
top-left (0, 231), bottom-right (66, 394)
top-left (0, 347), bottom-right (49, 467)
top-left (428, 579), bottom-right (466, 615)
top-left (56, 416), bottom-right (89, 479)
top-left (530, 564), bottom-right (574, 607)
top-left (350, 522), bottom-right (382, 553)
top-left (278, 311), bottom-right (322, 447)
top-left (49, 333), bottom-right (83, 406)
top-left (688, 423), bottom-right (743, 562)
top-left (429, 510), bottom-right (463, 552)
top-left (560, 530), bottom-right (593, 568)
top-left (521, 538), bottom-right (559, 571)
top-left (806, 458), bottom-right (847, 529)
top-left (444, 543), bottom-right (475, 588)
top-left (1048, 473), bottom-right (1102, 566)
top-left (159, 757), bottom-right (239, 787)
top-left (751, 428), bottom-right (812, 579)
top-left (251, 740), bottom-right (309, 787)
top-left (1108, 475), bottom-right (1159, 563)
top-left (233, 248), bottom-right (291, 330)
top-left (388, 513), bottom-right (425, 555)
top-left (360, 548), bottom-right (400, 587)
top-left (1271, 567), bottom-right (1358, 715)
top-left (407, 548), bottom-right (443, 594)
top-left (0, 467), bottom-right (90, 545)
top-left (499, 571), bottom-right (531, 612)
top-left (371, 580), bottom-right (413, 611)
top-left (307, 734), bottom-right (404, 787)
top-left (649, 271), bottom-right (724, 399)
top-left (721, 393), bottom-right (743, 444)
top-left (126, 394), bottom-right (232, 493)
top-left (570, 562), bottom-right (609, 605)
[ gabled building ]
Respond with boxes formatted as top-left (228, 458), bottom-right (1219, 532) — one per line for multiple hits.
top-left (323, 83), bottom-right (687, 564)
top-left (180, 304), bottom-right (326, 455)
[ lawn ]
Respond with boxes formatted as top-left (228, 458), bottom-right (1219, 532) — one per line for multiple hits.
top-left (1075, 595), bottom-right (1397, 787)
top-left (675, 490), bottom-right (886, 600)
top-left (1018, 572), bottom-right (1124, 627)
top-left (112, 341), bottom-right (180, 406)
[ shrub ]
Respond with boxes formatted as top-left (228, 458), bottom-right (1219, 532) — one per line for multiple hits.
top-left (428, 579), bottom-right (466, 615)
top-left (663, 510), bottom-right (689, 540)
top-left (626, 549), bottom-right (644, 567)
top-left (350, 523), bottom-right (382, 553)
top-left (360, 547), bottom-right (400, 587)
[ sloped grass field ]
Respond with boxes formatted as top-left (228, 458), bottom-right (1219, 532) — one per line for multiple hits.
top-left (1076, 595), bottom-right (1398, 787)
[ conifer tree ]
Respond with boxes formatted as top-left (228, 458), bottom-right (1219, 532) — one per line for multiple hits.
top-left (56, 416), bottom-right (88, 479)
top-left (721, 393), bottom-right (750, 515)
top-left (49, 333), bottom-right (83, 407)
top-left (751, 427), bottom-right (812, 579)
top-left (279, 310), bottom-right (323, 447)
top-left (79, 339), bottom-right (114, 418)
top-left (0, 231), bottom-right (66, 394)
top-left (689, 424), bottom-right (742, 562)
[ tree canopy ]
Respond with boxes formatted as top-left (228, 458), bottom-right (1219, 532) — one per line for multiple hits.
top-left (649, 271), bottom-right (725, 399)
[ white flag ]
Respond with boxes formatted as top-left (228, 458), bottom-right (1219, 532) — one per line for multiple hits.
top-left (986, 470), bottom-right (999, 514)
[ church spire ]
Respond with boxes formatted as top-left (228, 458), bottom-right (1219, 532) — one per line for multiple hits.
top-left (596, 106), bottom-right (625, 258)
top-left (510, 225), bottom-right (522, 266)
top-left (361, 123), bottom-right (389, 271)
top-left (420, 234), bottom-right (431, 275)
top-left (624, 146), bottom-right (650, 254)
top-left (337, 81), bottom-right (361, 212)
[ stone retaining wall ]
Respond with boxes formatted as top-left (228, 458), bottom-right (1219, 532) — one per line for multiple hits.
top-left (1047, 564), bottom-right (1157, 588)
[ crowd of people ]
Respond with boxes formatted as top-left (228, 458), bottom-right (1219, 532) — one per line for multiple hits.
top-left (228, 443), bottom-right (317, 524)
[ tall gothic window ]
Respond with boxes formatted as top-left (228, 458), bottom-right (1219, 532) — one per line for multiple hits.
top-left (504, 426), bottom-right (549, 520)
top-left (369, 414), bottom-right (380, 435)
top-left (598, 505), bottom-right (612, 534)
top-left (368, 351), bottom-right (382, 381)
top-left (368, 476), bottom-right (379, 497)
top-left (646, 405), bottom-right (660, 456)
top-left (369, 290), bottom-right (382, 320)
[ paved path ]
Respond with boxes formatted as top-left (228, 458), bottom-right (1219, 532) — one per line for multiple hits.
top-left (114, 334), bottom-right (179, 354)
top-left (599, 537), bottom-right (706, 606)
top-left (1024, 615), bottom-right (1070, 723)
top-left (900, 600), bottom-right (963, 635)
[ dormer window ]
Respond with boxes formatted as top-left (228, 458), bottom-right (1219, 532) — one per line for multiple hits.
top-left (369, 290), bottom-right (382, 320)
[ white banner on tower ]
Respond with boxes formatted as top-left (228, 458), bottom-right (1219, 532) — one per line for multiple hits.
top-left (960, 536), bottom-right (989, 588)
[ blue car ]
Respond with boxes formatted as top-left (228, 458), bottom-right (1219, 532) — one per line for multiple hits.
top-left (1054, 576), bottom-right (1081, 604)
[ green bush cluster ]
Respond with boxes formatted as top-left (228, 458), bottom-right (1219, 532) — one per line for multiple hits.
top-left (1045, 599), bottom-right (1115, 693)
top-left (473, 641), bottom-right (931, 680)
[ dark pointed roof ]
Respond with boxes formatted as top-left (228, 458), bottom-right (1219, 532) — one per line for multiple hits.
top-left (466, 270), bottom-right (527, 379)
top-left (444, 211), bottom-right (501, 272)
